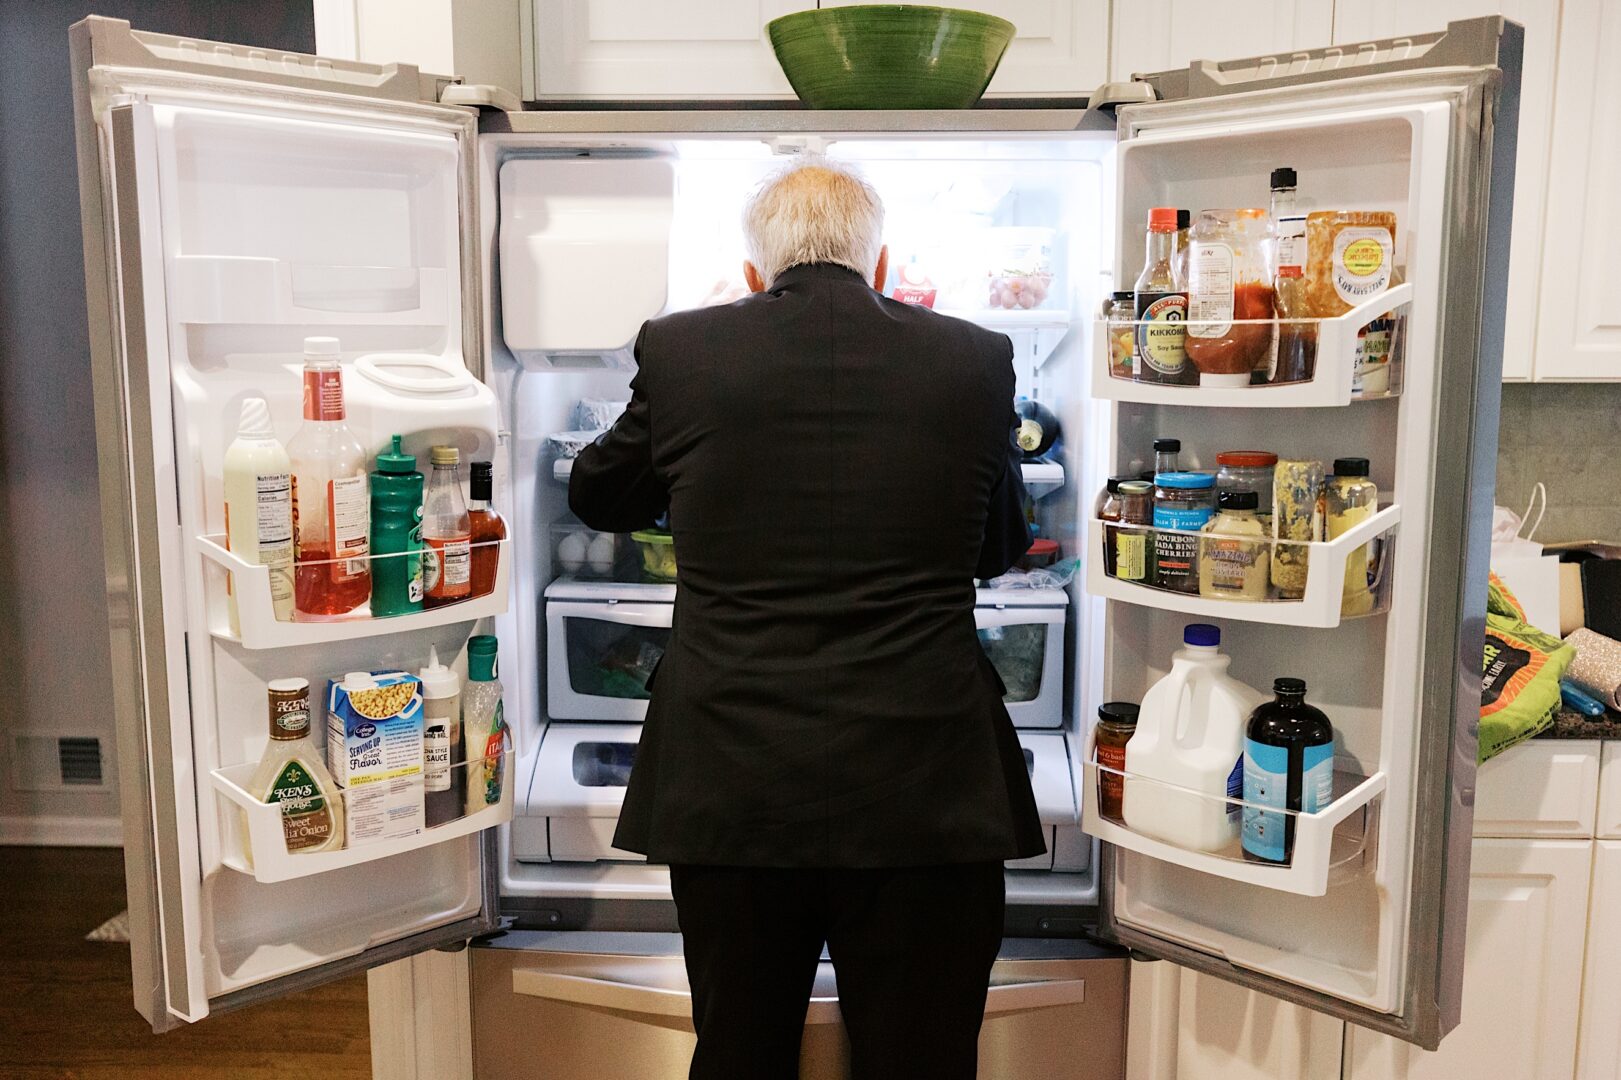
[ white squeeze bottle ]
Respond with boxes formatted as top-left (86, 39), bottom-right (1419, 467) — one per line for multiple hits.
top-left (419, 647), bottom-right (463, 829)
top-left (1122, 624), bottom-right (1264, 852)
top-left (223, 396), bottom-right (295, 631)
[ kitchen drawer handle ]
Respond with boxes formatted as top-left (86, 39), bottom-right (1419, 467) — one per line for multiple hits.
top-left (511, 970), bottom-right (844, 1024)
top-left (511, 970), bottom-right (1085, 1021)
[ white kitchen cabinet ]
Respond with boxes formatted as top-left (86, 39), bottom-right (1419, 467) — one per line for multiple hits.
top-left (823, 0), bottom-right (1109, 96)
top-left (1531, 0), bottom-right (1621, 380)
top-left (1109, 0), bottom-right (1332, 83)
top-left (1332, 1), bottom-right (1560, 383)
top-left (1577, 840), bottom-right (1621, 1080)
top-left (529, 0), bottom-right (801, 100)
top-left (1597, 742), bottom-right (1621, 840)
top-left (1473, 738), bottom-right (1600, 838)
top-left (1343, 838), bottom-right (1592, 1080)
top-left (1125, 961), bottom-right (1343, 1080)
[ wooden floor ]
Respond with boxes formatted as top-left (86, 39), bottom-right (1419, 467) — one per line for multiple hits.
top-left (0, 846), bottom-right (372, 1080)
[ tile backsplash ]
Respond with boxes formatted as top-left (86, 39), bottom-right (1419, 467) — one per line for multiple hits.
top-left (1496, 383), bottom-right (1621, 543)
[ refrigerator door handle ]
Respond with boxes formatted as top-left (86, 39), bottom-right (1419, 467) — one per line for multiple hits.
top-left (511, 969), bottom-right (1086, 1022)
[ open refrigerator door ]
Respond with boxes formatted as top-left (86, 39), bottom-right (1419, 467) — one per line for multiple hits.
top-left (1084, 18), bottom-right (1519, 1049)
top-left (69, 17), bottom-right (515, 1030)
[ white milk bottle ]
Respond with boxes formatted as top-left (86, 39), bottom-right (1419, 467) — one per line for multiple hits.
top-left (1123, 623), bottom-right (1264, 852)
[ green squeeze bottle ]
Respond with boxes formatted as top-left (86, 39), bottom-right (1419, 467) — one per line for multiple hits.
top-left (369, 435), bottom-right (424, 617)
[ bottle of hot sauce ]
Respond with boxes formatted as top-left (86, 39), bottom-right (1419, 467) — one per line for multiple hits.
top-left (467, 460), bottom-right (506, 599)
top-left (422, 446), bottom-right (472, 609)
top-left (289, 337), bottom-right (370, 616)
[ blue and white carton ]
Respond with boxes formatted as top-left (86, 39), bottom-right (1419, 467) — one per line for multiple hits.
top-left (326, 670), bottom-right (425, 846)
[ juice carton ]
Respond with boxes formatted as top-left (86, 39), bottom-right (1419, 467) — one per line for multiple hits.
top-left (326, 670), bottom-right (425, 846)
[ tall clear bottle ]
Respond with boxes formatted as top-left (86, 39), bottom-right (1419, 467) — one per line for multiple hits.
top-left (423, 445), bottom-right (472, 609)
top-left (223, 396), bottom-right (294, 630)
top-left (462, 634), bottom-right (509, 816)
top-left (1132, 207), bottom-right (1192, 385)
top-left (289, 336), bottom-right (370, 616)
top-left (1271, 167), bottom-right (1315, 385)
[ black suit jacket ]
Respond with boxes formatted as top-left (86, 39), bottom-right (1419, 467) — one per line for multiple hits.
top-left (569, 262), bottom-right (1045, 868)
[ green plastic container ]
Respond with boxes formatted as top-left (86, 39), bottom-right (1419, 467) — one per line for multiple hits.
top-left (631, 529), bottom-right (677, 582)
top-left (369, 435), bottom-right (424, 617)
top-left (766, 5), bottom-right (1015, 110)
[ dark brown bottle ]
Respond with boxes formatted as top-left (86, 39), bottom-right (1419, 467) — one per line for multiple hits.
top-left (1241, 678), bottom-right (1335, 864)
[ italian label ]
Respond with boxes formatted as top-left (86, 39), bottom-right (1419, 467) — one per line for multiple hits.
top-left (470, 703), bottom-right (507, 811)
top-left (328, 474), bottom-right (370, 579)
top-left (425, 536), bottom-right (472, 599)
top-left (1016, 419), bottom-right (1045, 453)
top-left (257, 472), bottom-right (295, 611)
top-left (1332, 227), bottom-right (1393, 306)
top-left (1187, 242), bottom-right (1235, 338)
top-left (1241, 740), bottom-right (1334, 863)
top-left (424, 724), bottom-right (451, 793)
top-left (270, 759), bottom-right (334, 853)
top-left (1152, 504), bottom-right (1211, 586)
top-left (1134, 292), bottom-right (1188, 375)
top-left (1115, 529), bottom-right (1147, 582)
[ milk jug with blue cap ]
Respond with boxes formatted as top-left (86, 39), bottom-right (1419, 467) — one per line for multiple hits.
top-left (1123, 623), bottom-right (1264, 852)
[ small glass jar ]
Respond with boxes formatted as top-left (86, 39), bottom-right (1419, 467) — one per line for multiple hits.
top-left (1215, 450), bottom-right (1278, 526)
top-left (1104, 291), bottom-right (1136, 378)
top-left (1327, 457), bottom-right (1379, 615)
top-left (1152, 471), bottom-right (1217, 594)
top-left (1093, 701), bottom-right (1140, 822)
top-left (1199, 490), bottom-right (1271, 601)
top-left (1114, 480), bottom-right (1153, 582)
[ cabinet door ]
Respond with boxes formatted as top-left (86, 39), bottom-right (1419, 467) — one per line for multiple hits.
top-left (1109, 0), bottom-right (1333, 83)
top-left (820, 0), bottom-right (1108, 95)
top-left (530, 0), bottom-right (800, 99)
top-left (1343, 839), bottom-right (1592, 1080)
top-left (1473, 739), bottom-right (1600, 839)
top-left (1333, 2), bottom-right (1559, 381)
top-left (1577, 841), bottom-right (1621, 1080)
top-left (1597, 742), bottom-right (1621, 840)
top-left (1126, 962), bottom-right (1344, 1080)
top-left (1531, 0), bottom-right (1621, 380)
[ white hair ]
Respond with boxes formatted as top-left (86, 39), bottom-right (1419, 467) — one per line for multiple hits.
top-left (742, 157), bottom-right (885, 285)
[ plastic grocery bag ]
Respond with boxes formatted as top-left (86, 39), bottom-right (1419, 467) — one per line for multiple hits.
top-left (1480, 572), bottom-right (1575, 763)
top-left (985, 559), bottom-right (1081, 590)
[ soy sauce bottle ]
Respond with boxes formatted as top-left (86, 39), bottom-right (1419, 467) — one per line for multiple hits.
top-left (1241, 678), bottom-right (1335, 864)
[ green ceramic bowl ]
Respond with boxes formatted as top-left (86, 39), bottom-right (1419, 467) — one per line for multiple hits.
top-left (767, 5), bottom-right (1015, 110)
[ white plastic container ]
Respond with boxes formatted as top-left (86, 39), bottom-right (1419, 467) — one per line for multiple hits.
top-left (222, 396), bottom-right (294, 631)
top-left (1122, 623), bottom-right (1264, 852)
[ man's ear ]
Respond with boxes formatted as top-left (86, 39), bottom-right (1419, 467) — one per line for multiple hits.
top-left (743, 262), bottom-right (766, 293)
top-left (872, 244), bottom-right (889, 293)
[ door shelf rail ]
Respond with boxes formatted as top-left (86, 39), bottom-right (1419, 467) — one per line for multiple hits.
top-left (1084, 504), bottom-right (1399, 628)
top-left (212, 749), bottom-right (514, 884)
top-left (197, 534), bottom-right (510, 649)
top-left (1080, 755), bottom-right (1384, 897)
top-left (1092, 283), bottom-right (1411, 408)
top-left (554, 455), bottom-right (1066, 497)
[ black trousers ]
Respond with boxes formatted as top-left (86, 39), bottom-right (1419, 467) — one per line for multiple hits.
top-left (669, 862), bottom-right (1005, 1080)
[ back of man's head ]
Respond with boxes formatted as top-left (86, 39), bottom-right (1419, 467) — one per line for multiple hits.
top-left (742, 158), bottom-right (885, 286)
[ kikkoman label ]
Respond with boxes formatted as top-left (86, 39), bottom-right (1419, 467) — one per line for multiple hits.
top-left (270, 759), bottom-right (335, 852)
top-left (1332, 227), bottom-right (1393, 306)
top-left (1135, 293), bottom-right (1188, 375)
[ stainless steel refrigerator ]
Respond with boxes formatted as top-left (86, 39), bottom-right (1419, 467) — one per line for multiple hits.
top-left (70, 11), bottom-right (1517, 1072)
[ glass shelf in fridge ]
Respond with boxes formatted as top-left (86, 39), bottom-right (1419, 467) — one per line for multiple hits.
top-left (554, 454), bottom-right (1066, 497)
top-left (212, 748), bottom-right (514, 884)
top-left (198, 534), bottom-right (510, 649)
top-left (1080, 752), bottom-right (1383, 898)
top-left (1092, 283), bottom-right (1412, 408)
top-left (1085, 505), bottom-right (1399, 629)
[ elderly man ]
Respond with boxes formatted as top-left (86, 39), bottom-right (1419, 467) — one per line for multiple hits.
top-left (569, 159), bottom-right (1043, 1080)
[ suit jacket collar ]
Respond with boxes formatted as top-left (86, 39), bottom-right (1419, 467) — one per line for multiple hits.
top-left (770, 262), bottom-right (872, 291)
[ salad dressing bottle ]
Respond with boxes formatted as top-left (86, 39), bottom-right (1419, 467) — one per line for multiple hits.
top-left (462, 635), bottom-right (509, 815)
top-left (243, 679), bottom-right (343, 864)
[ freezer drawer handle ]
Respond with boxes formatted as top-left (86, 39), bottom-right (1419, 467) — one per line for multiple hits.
top-left (511, 970), bottom-right (1085, 1022)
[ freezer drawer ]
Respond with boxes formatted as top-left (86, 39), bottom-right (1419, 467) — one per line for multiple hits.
top-left (470, 932), bottom-right (1127, 1080)
top-left (976, 589), bottom-right (1068, 729)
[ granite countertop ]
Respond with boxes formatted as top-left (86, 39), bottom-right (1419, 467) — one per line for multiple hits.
top-left (1537, 706), bottom-right (1621, 739)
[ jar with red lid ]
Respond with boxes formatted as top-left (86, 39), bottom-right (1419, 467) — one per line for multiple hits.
top-left (1020, 538), bottom-right (1061, 571)
top-left (1215, 450), bottom-right (1278, 525)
